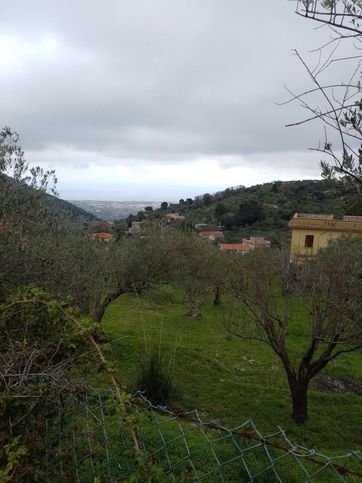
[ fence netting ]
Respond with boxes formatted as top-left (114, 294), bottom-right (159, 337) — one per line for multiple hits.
top-left (39, 388), bottom-right (361, 482)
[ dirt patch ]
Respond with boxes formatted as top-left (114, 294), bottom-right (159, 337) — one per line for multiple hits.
top-left (312, 375), bottom-right (362, 396)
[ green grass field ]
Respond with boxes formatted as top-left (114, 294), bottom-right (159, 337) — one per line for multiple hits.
top-left (100, 285), bottom-right (362, 457)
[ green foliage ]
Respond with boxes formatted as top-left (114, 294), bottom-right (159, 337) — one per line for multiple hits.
top-left (0, 128), bottom-right (101, 305)
top-left (0, 437), bottom-right (27, 482)
top-left (0, 127), bottom-right (57, 195)
top-left (236, 198), bottom-right (265, 226)
top-left (174, 218), bottom-right (193, 235)
top-left (0, 127), bottom-right (96, 234)
top-left (0, 287), bottom-right (88, 480)
top-left (0, 286), bottom-right (78, 352)
top-left (214, 202), bottom-right (227, 220)
top-left (202, 193), bottom-right (213, 206)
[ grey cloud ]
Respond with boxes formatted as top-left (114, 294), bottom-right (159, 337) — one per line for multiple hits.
top-left (0, 0), bottom-right (352, 171)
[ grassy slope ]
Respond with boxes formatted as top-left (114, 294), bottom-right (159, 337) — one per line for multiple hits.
top-left (100, 286), bottom-right (362, 456)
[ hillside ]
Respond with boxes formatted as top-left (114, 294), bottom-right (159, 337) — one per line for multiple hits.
top-left (1, 174), bottom-right (99, 229)
top-left (44, 192), bottom-right (100, 228)
top-left (150, 179), bottom-right (360, 244)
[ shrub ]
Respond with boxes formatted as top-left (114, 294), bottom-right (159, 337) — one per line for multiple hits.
top-left (135, 348), bottom-right (178, 406)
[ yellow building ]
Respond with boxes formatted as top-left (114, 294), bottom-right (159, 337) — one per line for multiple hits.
top-left (289, 213), bottom-right (362, 260)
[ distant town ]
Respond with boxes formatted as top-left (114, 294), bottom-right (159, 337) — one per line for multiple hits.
top-left (69, 200), bottom-right (163, 221)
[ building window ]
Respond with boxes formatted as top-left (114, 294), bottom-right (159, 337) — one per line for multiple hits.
top-left (305, 235), bottom-right (314, 248)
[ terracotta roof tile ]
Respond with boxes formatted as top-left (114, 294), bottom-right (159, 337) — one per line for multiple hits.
top-left (91, 232), bottom-right (113, 240)
top-left (220, 243), bottom-right (251, 251)
top-left (198, 231), bottom-right (224, 238)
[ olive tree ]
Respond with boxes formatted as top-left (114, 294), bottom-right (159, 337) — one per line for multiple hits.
top-left (0, 127), bottom-right (57, 228)
top-left (173, 235), bottom-right (231, 317)
top-left (0, 128), bottom-right (111, 318)
top-left (92, 228), bottom-right (185, 323)
top-left (287, 1), bottom-right (362, 190)
top-left (92, 229), bottom-right (232, 324)
top-left (175, 237), bottom-right (215, 318)
top-left (0, 128), bottom-right (59, 297)
top-left (227, 239), bottom-right (362, 424)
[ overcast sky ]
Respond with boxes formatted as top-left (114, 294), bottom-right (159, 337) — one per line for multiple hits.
top-left (0, 1), bottom-right (343, 200)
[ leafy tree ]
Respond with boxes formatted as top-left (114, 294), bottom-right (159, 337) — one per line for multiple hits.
top-left (112, 219), bottom-right (128, 240)
top-left (161, 201), bottom-right (168, 210)
top-left (174, 219), bottom-right (193, 235)
top-left (214, 202), bottom-right (227, 221)
top-left (91, 229), bottom-right (228, 322)
top-left (0, 127), bottom-right (57, 232)
top-left (0, 128), bottom-right (60, 298)
top-left (0, 127), bottom-right (57, 194)
top-left (144, 206), bottom-right (153, 212)
top-left (202, 193), bottom-right (213, 206)
top-left (0, 128), bottom-right (110, 317)
top-left (271, 182), bottom-right (281, 193)
top-left (33, 230), bottom-right (108, 314)
top-left (137, 211), bottom-right (145, 221)
top-left (92, 230), bottom-right (181, 323)
top-left (227, 239), bottom-right (362, 424)
top-left (220, 213), bottom-right (235, 231)
top-left (173, 236), bottom-right (229, 317)
top-left (237, 199), bottom-right (265, 226)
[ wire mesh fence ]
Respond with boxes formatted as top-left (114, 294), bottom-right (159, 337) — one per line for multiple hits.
top-left (38, 387), bottom-right (362, 482)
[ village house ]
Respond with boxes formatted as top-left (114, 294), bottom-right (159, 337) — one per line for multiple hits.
top-left (91, 232), bottom-right (113, 241)
top-left (220, 236), bottom-right (271, 254)
top-left (198, 230), bottom-right (224, 241)
top-left (289, 213), bottom-right (362, 260)
top-left (219, 242), bottom-right (252, 254)
top-left (242, 236), bottom-right (271, 249)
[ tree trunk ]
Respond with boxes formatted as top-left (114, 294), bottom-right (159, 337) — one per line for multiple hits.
top-left (93, 286), bottom-right (127, 324)
top-left (290, 381), bottom-right (309, 424)
top-left (213, 286), bottom-right (221, 306)
top-left (277, 347), bottom-right (309, 425)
